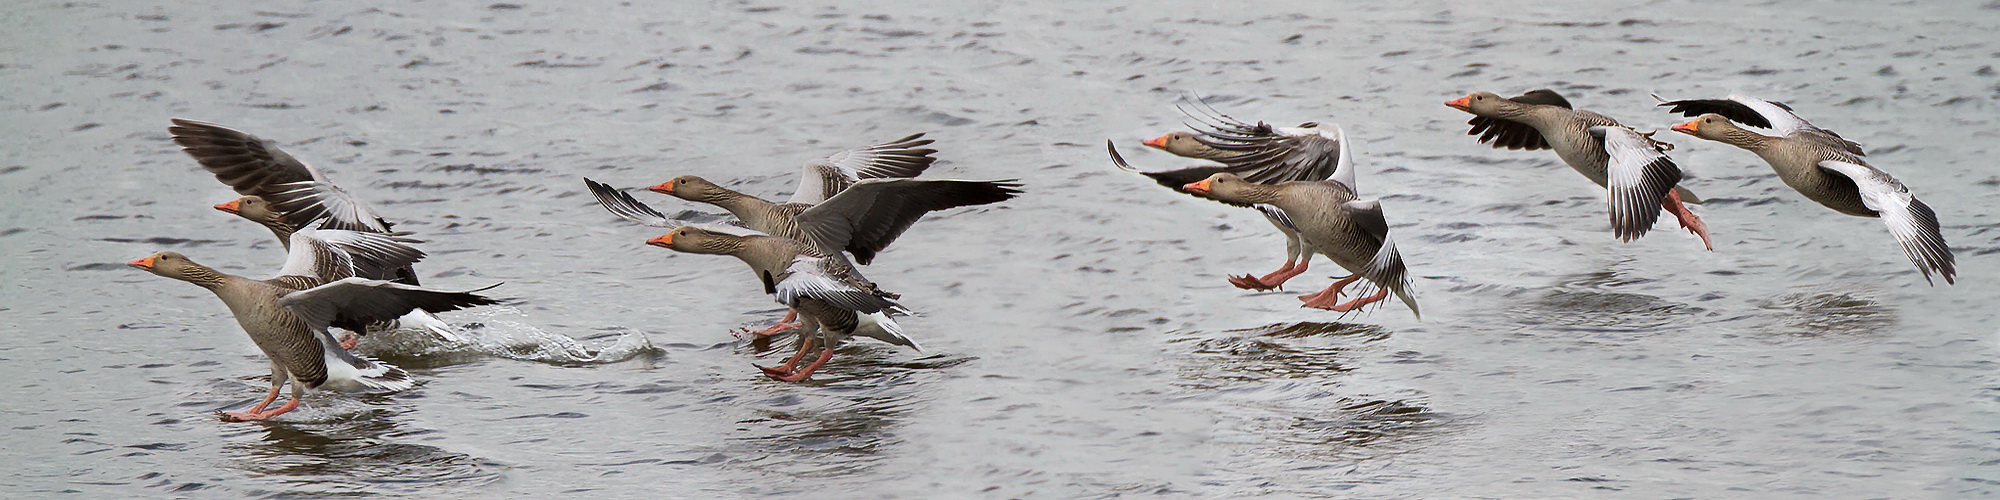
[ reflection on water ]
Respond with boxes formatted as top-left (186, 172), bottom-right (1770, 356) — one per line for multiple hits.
top-left (1506, 270), bottom-right (1696, 335)
top-left (1753, 289), bottom-right (1895, 338)
top-left (213, 412), bottom-right (500, 496)
top-left (1171, 322), bottom-right (1446, 465)
top-left (726, 345), bottom-right (962, 480)
top-left (1171, 322), bottom-right (1389, 388)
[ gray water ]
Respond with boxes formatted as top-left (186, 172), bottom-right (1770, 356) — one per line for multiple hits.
top-left (4, 0), bottom-right (1999, 498)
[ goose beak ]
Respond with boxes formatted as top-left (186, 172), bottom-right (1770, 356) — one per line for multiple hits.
top-left (213, 199), bottom-right (242, 214)
top-left (1671, 119), bottom-right (1699, 135)
top-left (1183, 179), bottom-right (1213, 194)
top-left (1444, 95), bottom-right (1472, 111)
top-left (646, 233), bottom-right (675, 248)
top-left (128, 255), bottom-right (157, 271)
top-left (648, 182), bottom-right (675, 195)
top-left (1142, 135), bottom-right (1170, 150)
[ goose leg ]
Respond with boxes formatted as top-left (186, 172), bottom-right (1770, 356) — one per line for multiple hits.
top-left (1297, 275), bottom-right (1360, 306)
top-left (1326, 288), bottom-right (1391, 312)
top-left (1662, 190), bottom-right (1713, 251)
top-left (337, 331), bottom-right (360, 350)
top-left (222, 381), bottom-right (304, 422)
top-left (757, 335), bottom-right (818, 377)
top-left (773, 349), bottom-right (835, 383)
top-left (220, 365), bottom-right (285, 420)
top-left (745, 309), bottom-right (802, 337)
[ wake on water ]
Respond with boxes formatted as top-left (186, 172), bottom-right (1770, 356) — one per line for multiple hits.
top-left (360, 306), bottom-right (659, 365)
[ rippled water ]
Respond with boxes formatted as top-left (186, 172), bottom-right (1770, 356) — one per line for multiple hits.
top-left (5, 0), bottom-right (1999, 497)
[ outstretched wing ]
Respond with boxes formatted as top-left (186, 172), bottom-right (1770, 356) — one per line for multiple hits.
top-left (1466, 89), bottom-right (1571, 151)
top-left (582, 177), bottom-right (757, 234)
top-left (794, 178), bottom-right (1022, 265)
top-left (1593, 126), bottom-right (1682, 243)
top-left (1175, 98), bottom-right (1352, 187)
top-left (1106, 140), bottom-right (1243, 202)
top-left (168, 118), bottom-right (392, 233)
top-left (1816, 160), bottom-right (1955, 285)
top-left (1653, 95), bottom-right (1863, 155)
top-left (788, 133), bottom-right (939, 205)
top-left (274, 222), bottom-right (426, 282)
top-left (280, 277), bottom-right (502, 334)
top-left (1342, 198), bottom-right (1419, 319)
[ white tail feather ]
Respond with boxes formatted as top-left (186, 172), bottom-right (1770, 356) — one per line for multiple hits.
top-left (854, 312), bottom-right (921, 352)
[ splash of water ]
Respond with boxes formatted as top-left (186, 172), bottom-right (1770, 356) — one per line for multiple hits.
top-left (362, 306), bottom-right (658, 365)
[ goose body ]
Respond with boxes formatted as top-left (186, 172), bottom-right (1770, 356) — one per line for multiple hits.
top-left (129, 225), bottom-right (500, 421)
top-left (1183, 174), bottom-right (1420, 317)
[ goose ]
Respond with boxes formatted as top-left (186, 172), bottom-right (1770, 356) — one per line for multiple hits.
top-left (1445, 90), bottom-right (1713, 250)
top-left (647, 227), bottom-right (915, 382)
top-left (589, 160), bottom-right (1019, 337)
top-left (1663, 98), bottom-right (1954, 284)
top-left (587, 183), bottom-right (918, 381)
top-left (1111, 101), bottom-right (1350, 291)
top-left (128, 223), bottom-right (500, 421)
top-left (1181, 173), bottom-right (1420, 316)
top-left (169, 119), bottom-right (458, 346)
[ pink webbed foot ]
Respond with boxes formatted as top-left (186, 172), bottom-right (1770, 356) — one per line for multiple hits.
top-left (737, 309), bottom-right (802, 338)
top-left (1306, 287), bottom-right (1390, 312)
top-left (217, 398), bottom-right (301, 422)
top-left (1663, 190), bottom-right (1713, 251)
top-left (1230, 259), bottom-right (1311, 291)
top-left (770, 350), bottom-right (835, 383)
top-left (742, 322), bottom-right (801, 338)
top-left (1297, 275), bottom-right (1359, 305)
top-left (337, 333), bottom-right (360, 351)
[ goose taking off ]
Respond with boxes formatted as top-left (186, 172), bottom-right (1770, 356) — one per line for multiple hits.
top-left (169, 118), bottom-right (460, 346)
top-left (128, 223), bottom-right (500, 421)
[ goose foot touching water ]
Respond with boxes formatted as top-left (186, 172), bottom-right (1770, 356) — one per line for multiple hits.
top-left (738, 310), bottom-right (802, 337)
top-left (218, 384), bottom-right (298, 422)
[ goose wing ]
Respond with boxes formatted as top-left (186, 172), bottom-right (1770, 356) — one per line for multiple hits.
top-left (1817, 160), bottom-right (1955, 285)
top-left (787, 133), bottom-right (939, 205)
top-left (168, 118), bottom-right (392, 232)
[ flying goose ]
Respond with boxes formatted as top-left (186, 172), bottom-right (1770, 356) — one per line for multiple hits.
top-left (1445, 90), bottom-right (1713, 250)
top-left (1664, 99), bottom-right (1954, 285)
top-left (645, 226), bottom-right (916, 382)
top-left (1181, 173), bottom-right (1420, 317)
top-left (587, 184), bottom-right (919, 381)
top-left (589, 157), bottom-right (1019, 337)
top-left (1111, 100), bottom-right (1352, 291)
top-left (170, 119), bottom-right (458, 345)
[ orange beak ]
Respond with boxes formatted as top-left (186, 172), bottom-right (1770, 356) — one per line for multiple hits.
top-left (1142, 135), bottom-right (1170, 150)
top-left (1444, 95), bottom-right (1472, 111)
top-left (1670, 119), bottom-right (1699, 135)
top-left (1183, 179), bottom-right (1213, 194)
top-left (646, 233), bottom-right (675, 248)
top-left (648, 181), bottom-right (675, 195)
top-left (213, 199), bottom-right (242, 214)
top-left (128, 255), bottom-right (157, 271)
